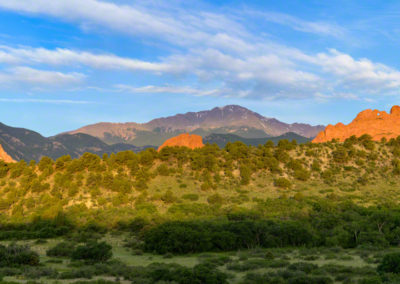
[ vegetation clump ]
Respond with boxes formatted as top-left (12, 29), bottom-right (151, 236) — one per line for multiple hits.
top-left (0, 244), bottom-right (39, 267)
top-left (71, 241), bottom-right (112, 263)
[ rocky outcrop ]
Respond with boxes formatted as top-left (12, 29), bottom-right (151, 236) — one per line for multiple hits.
top-left (0, 143), bottom-right (14, 163)
top-left (158, 133), bottom-right (204, 151)
top-left (313, 106), bottom-right (400, 143)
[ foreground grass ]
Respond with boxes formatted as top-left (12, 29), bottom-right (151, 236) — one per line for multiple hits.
top-left (0, 234), bottom-right (395, 283)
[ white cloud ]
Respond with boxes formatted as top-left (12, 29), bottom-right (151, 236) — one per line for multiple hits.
top-left (0, 1), bottom-right (399, 100)
top-left (2, 44), bottom-right (400, 100)
top-left (0, 98), bottom-right (91, 104)
top-left (116, 84), bottom-right (220, 96)
top-left (313, 49), bottom-right (400, 92)
top-left (0, 67), bottom-right (85, 85)
top-left (0, 0), bottom-right (213, 46)
top-left (249, 11), bottom-right (346, 38)
top-left (0, 46), bottom-right (178, 73)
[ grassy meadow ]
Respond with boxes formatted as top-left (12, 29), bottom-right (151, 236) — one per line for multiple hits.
top-left (0, 233), bottom-right (395, 283)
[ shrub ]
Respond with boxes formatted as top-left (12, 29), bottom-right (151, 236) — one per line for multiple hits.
top-left (332, 147), bottom-right (348, 163)
top-left (46, 242), bottom-right (76, 257)
top-left (274, 177), bottom-right (291, 189)
top-left (156, 164), bottom-right (170, 176)
top-left (146, 262), bottom-right (228, 284)
top-left (71, 241), bottom-right (112, 263)
top-left (288, 262), bottom-right (318, 273)
top-left (161, 190), bottom-right (177, 204)
top-left (293, 169), bottom-right (310, 181)
top-left (0, 244), bottom-right (39, 267)
top-left (240, 165), bottom-right (252, 185)
top-left (378, 253), bottom-right (400, 274)
top-left (207, 194), bottom-right (224, 206)
top-left (182, 194), bottom-right (199, 201)
top-left (23, 266), bottom-right (58, 279)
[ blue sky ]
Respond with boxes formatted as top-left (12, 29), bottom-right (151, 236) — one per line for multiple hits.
top-left (0, 0), bottom-right (400, 136)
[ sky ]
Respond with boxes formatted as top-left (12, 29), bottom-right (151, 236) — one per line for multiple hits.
top-left (0, 0), bottom-right (400, 136)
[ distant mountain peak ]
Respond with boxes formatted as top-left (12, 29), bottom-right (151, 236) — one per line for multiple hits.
top-left (67, 105), bottom-right (324, 145)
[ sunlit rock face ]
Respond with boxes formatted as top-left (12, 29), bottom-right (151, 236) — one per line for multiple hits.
top-left (158, 133), bottom-right (204, 151)
top-left (0, 144), bottom-right (14, 163)
top-left (313, 106), bottom-right (400, 143)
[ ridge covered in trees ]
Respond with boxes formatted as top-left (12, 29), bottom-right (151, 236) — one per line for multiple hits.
top-left (1, 135), bottom-right (400, 248)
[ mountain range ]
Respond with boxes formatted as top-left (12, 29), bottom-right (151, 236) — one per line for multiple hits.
top-left (68, 105), bottom-right (324, 146)
top-left (0, 105), bottom-right (323, 161)
top-left (0, 122), bottom-right (147, 162)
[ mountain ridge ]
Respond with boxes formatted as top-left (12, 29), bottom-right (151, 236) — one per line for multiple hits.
top-left (0, 122), bottom-right (150, 162)
top-left (68, 105), bottom-right (324, 146)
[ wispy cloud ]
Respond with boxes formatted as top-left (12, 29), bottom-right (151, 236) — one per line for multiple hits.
top-left (0, 98), bottom-right (91, 104)
top-left (0, 46), bottom-right (178, 73)
top-left (248, 11), bottom-right (346, 38)
top-left (0, 66), bottom-right (85, 85)
top-left (116, 84), bottom-right (220, 96)
top-left (0, 0), bottom-right (398, 101)
top-left (0, 0), bottom-right (218, 46)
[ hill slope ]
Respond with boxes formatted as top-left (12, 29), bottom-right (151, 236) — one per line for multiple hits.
top-left (0, 122), bottom-right (150, 161)
top-left (0, 134), bottom-right (399, 228)
top-left (68, 105), bottom-right (324, 145)
top-left (204, 132), bottom-right (311, 148)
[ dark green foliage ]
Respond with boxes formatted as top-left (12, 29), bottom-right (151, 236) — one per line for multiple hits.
top-left (46, 241), bottom-right (76, 257)
top-left (71, 241), bottom-right (112, 263)
top-left (144, 220), bottom-right (315, 254)
top-left (378, 253), bottom-right (400, 274)
top-left (146, 262), bottom-right (228, 284)
top-left (0, 218), bottom-right (71, 240)
top-left (204, 132), bottom-right (310, 148)
top-left (0, 244), bottom-right (39, 267)
top-left (22, 266), bottom-right (58, 279)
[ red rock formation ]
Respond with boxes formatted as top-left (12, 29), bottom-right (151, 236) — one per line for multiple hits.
top-left (313, 105), bottom-right (400, 143)
top-left (0, 144), bottom-right (14, 163)
top-left (158, 133), bottom-right (204, 151)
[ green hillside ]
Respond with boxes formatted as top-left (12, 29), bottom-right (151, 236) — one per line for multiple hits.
top-left (0, 134), bottom-right (399, 227)
top-left (204, 132), bottom-right (310, 148)
top-left (1, 135), bottom-right (400, 283)
top-left (121, 126), bottom-right (271, 147)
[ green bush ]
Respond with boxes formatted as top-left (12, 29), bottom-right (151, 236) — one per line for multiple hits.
top-left (274, 177), bottom-right (291, 189)
top-left (0, 244), bottom-right (39, 267)
top-left (378, 253), bottom-right (400, 274)
top-left (71, 241), bottom-right (112, 263)
top-left (182, 194), bottom-right (199, 201)
top-left (46, 242), bottom-right (76, 258)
